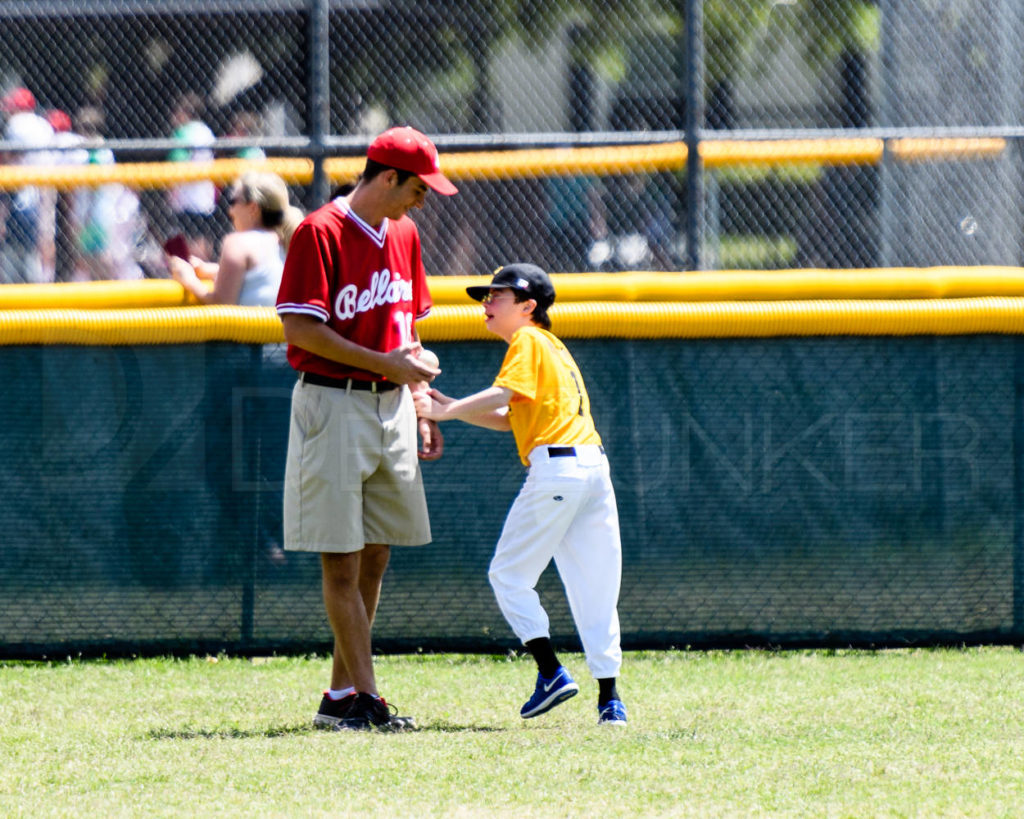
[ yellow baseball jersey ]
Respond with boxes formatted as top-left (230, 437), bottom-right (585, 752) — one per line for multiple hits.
top-left (493, 325), bottom-right (602, 465)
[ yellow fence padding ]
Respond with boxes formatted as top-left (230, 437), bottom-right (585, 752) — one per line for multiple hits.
top-left (0, 158), bottom-right (315, 191)
top-left (6, 267), bottom-right (1024, 312)
top-left (436, 267), bottom-right (1024, 303)
top-left (0, 279), bottom-right (198, 309)
top-left (341, 138), bottom-right (1007, 178)
top-left (0, 138), bottom-right (1006, 190)
top-left (702, 137), bottom-right (1006, 168)
top-left (422, 298), bottom-right (1024, 340)
top-left (4, 297), bottom-right (1024, 345)
top-left (0, 305), bottom-right (281, 345)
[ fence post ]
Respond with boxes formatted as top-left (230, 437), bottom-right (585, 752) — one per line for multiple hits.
top-left (877, 0), bottom-right (895, 267)
top-left (309, 0), bottom-right (331, 207)
top-left (1015, 339), bottom-right (1024, 640)
top-left (683, 0), bottom-right (704, 271)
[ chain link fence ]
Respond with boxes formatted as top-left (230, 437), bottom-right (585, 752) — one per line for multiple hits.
top-left (1, 0), bottom-right (1022, 283)
top-left (3, 333), bottom-right (1021, 658)
top-left (5, 0), bottom-right (1024, 657)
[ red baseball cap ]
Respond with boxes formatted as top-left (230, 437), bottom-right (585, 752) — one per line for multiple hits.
top-left (367, 126), bottom-right (458, 196)
top-left (46, 109), bottom-right (72, 133)
top-left (2, 87), bottom-right (36, 113)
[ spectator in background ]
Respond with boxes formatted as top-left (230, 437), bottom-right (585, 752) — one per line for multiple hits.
top-left (167, 170), bottom-right (301, 305)
top-left (0, 87), bottom-right (54, 283)
top-left (45, 108), bottom-right (88, 281)
top-left (544, 173), bottom-right (605, 273)
top-left (46, 108), bottom-right (84, 158)
top-left (70, 106), bottom-right (145, 281)
top-left (167, 91), bottom-right (217, 260)
top-left (227, 109), bottom-right (266, 161)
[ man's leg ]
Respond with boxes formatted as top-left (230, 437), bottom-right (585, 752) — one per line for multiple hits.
top-left (328, 544), bottom-right (391, 691)
top-left (321, 551), bottom-right (377, 695)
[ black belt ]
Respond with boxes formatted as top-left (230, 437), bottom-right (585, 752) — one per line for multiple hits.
top-left (299, 372), bottom-right (400, 392)
top-left (547, 445), bottom-right (605, 457)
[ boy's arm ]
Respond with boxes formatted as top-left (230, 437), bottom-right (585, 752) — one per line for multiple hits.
top-left (415, 386), bottom-right (513, 431)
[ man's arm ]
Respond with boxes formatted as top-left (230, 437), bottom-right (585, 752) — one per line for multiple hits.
top-left (403, 323), bottom-right (444, 460)
top-left (280, 313), bottom-right (438, 385)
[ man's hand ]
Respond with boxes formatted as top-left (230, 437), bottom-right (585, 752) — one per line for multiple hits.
top-left (417, 417), bottom-right (444, 460)
top-left (379, 342), bottom-right (441, 386)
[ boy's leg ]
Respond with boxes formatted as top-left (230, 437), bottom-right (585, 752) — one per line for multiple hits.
top-left (488, 471), bottom-right (580, 644)
top-left (555, 464), bottom-right (627, 724)
top-left (553, 464), bottom-right (623, 682)
top-left (490, 464), bottom-right (586, 718)
top-left (524, 636), bottom-right (562, 679)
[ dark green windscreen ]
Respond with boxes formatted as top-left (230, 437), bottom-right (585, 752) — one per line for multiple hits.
top-left (0, 336), bottom-right (1019, 657)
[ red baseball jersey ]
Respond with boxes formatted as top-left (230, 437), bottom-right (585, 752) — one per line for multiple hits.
top-left (276, 197), bottom-right (433, 380)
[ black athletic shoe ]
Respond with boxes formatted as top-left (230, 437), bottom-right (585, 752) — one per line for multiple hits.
top-left (334, 692), bottom-right (415, 732)
top-left (313, 692), bottom-right (357, 729)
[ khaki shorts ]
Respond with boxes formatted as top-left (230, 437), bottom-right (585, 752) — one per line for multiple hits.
top-left (283, 380), bottom-right (431, 553)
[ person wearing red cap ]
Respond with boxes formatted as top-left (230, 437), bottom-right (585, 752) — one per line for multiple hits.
top-left (0, 86), bottom-right (54, 283)
top-left (363, 125), bottom-right (459, 196)
top-left (1, 87), bottom-right (36, 115)
top-left (276, 126), bottom-right (457, 731)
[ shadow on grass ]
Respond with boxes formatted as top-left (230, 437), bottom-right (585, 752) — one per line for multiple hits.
top-left (147, 725), bottom-right (311, 740)
top-left (146, 722), bottom-right (506, 740)
top-left (415, 721), bottom-right (505, 733)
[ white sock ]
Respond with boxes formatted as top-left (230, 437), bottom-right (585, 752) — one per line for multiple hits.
top-left (327, 686), bottom-right (355, 701)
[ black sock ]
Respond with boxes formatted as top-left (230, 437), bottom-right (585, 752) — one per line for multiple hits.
top-left (597, 677), bottom-right (619, 706)
top-left (524, 637), bottom-right (561, 679)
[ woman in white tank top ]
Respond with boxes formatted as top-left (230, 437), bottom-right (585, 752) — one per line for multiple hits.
top-left (168, 170), bottom-right (303, 306)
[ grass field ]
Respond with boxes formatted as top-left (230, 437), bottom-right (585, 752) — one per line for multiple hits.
top-left (3, 647), bottom-right (1024, 817)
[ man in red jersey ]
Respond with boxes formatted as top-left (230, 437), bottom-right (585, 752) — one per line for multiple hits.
top-left (276, 126), bottom-right (457, 731)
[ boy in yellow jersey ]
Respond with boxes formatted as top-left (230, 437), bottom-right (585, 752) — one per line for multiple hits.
top-left (413, 263), bottom-right (626, 726)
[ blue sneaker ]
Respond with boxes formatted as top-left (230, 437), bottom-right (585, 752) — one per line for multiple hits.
top-left (520, 666), bottom-right (579, 718)
top-left (597, 699), bottom-right (628, 726)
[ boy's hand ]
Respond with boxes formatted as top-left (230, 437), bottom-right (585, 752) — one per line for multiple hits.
top-left (427, 387), bottom-right (455, 405)
top-left (413, 389), bottom-right (438, 419)
top-left (414, 388), bottom-right (453, 421)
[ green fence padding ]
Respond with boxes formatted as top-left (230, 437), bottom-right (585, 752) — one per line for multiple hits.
top-left (0, 337), bottom-right (1019, 658)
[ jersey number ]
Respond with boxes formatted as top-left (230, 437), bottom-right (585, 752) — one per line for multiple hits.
top-left (549, 337), bottom-right (585, 417)
top-left (568, 369), bottom-right (584, 416)
top-left (394, 311), bottom-right (414, 345)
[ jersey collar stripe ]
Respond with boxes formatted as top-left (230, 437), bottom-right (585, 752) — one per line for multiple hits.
top-left (277, 303), bottom-right (330, 321)
top-left (333, 197), bottom-right (388, 248)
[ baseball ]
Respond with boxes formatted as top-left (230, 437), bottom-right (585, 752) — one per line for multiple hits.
top-left (418, 348), bottom-right (440, 369)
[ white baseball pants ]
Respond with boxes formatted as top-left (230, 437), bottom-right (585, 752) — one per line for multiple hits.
top-left (488, 444), bottom-right (623, 680)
